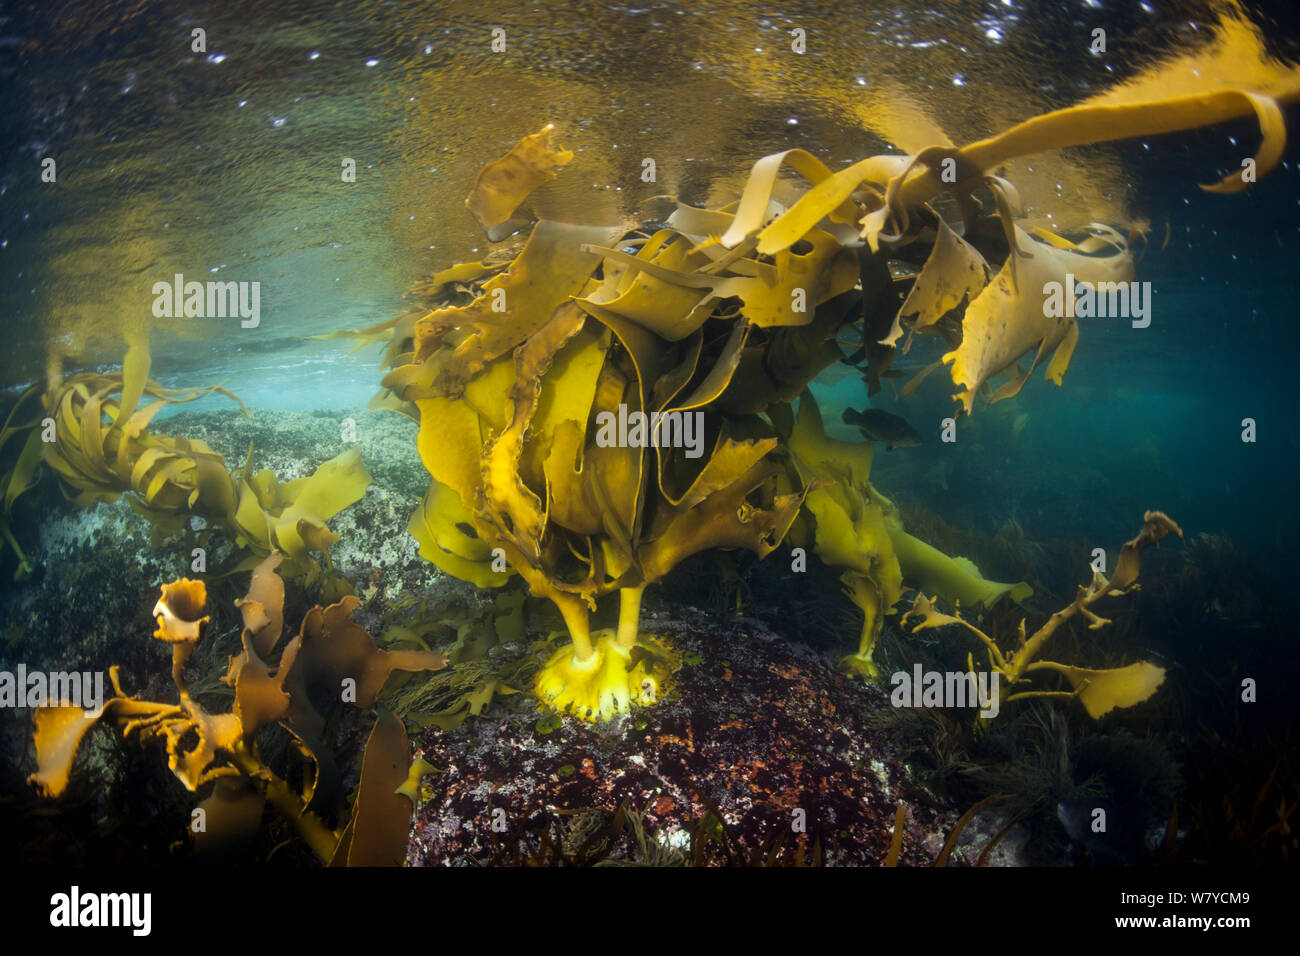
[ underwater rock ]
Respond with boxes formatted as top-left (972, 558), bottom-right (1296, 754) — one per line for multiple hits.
top-left (407, 612), bottom-right (973, 866)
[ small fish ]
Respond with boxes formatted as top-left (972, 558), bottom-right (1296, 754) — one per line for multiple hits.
top-left (842, 407), bottom-right (923, 449)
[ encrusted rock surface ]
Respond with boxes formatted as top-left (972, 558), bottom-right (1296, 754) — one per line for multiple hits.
top-left (408, 610), bottom-right (969, 866)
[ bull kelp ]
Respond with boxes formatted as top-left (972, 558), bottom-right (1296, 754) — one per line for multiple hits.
top-left (1, 0), bottom-right (1298, 890)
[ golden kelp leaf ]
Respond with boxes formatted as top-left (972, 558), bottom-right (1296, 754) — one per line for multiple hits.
top-left (855, 146), bottom-right (984, 254)
top-left (0, 384), bottom-right (43, 452)
top-left (144, 697), bottom-right (243, 791)
top-left (801, 475), bottom-right (903, 681)
top-left (578, 298), bottom-right (687, 415)
top-left (5, 345), bottom-right (283, 577)
top-left (3, 428), bottom-right (44, 512)
top-left (283, 595), bottom-right (446, 737)
top-left (192, 451), bottom-right (238, 519)
top-left (232, 479), bottom-right (273, 551)
top-left (719, 148), bottom-right (866, 249)
top-left (943, 225), bottom-right (1133, 414)
top-left (235, 552), bottom-right (284, 657)
top-left (639, 446), bottom-right (805, 584)
top-left (899, 358), bottom-right (945, 398)
top-left (788, 389), bottom-right (874, 489)
top-left (153, 578), bottom-right (209, 644)
top-left (416, 259), bottom-right (509, 298)
top-left (661, 322), bottom-right (750, 418)
top-left (749, 154), bottom-right (911, 255)
top-left (395, 756), bottom-right (437, 804)
top-left (408, 480), bottom-right (507, 588)
top-left (268, 447), bottom-right (372, 559)
top-left (415, 394), bottom-right (490, 504)
top-left (886, 216), bottom-right (990, 346)
top-left (460, 352), bottom-right (518, 431)
top-left (248, 468), bottom-right (280, 508)
top-left (35, 348), bottom-right (245, 519)
top-left (281, 720), bottom-right (342, 818)
top-left (465, 124), bottom-right (574, 235)
top-left (28, 665), bottom-right (182, 799)
top-left (585, 434), bottom-right (645, 572)
top-left (331, 706), bottom-right (413, 867)
top-left (962, 89), bottom-right (1289, 195)
top-left (725, 288), bottom-right (860, 412)
top-left (1111, 509), bottom-right (1184, 590)
top-left (276, 447), bottom-right (371, 526)
top-left (540, 421), bottom-right (612, 537)
top-left (746, 227), bottom-right (858, 329)
top-left (290, 519), bottom-right (341, 556)
top-left (225, 629), bottom-right (292, 739)
top-left (111, 341), bottom-right (150, 435)
top-left (76, 384), bottom-right (117, 480)
top-left (899, 592), bottom-right (967, 632)
top-left (192, 775), bottom-right (267, 863)
top-left (901, 512), bottom-right (1176, 715)
top-left (0, 390), bottom-right (45, 568)
top-left (29, 706), bottom-right (106, 799)
top-left (838, 569), bottom-right (890, 680)
top-left (880, 83), bottom-right (1300, 226)
top-left (804, 482), bottom-right (900, 586)
top-left (797, 17), bottom-right (1300, 249)
top-left (412, 221), bottom-right (621, 394)
top-left (519, 322), bottom-right (609, 489)
top-left (367, 388), bottom-right (418, 421)
top-left (577, 231), bottom-right (718, 341)
top-left (1024, 660), bottom-right (1166, 719)
top-left (887, 523), bottom-right (1031, 609)
top-left (660, 435), bottom-right (776, 511)
top-left (665, 201), bottom-right (744, 248)
top-left (584, 224), bottom-right (856, 334)
top-left (479, 304), bottom-right (588, 563)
